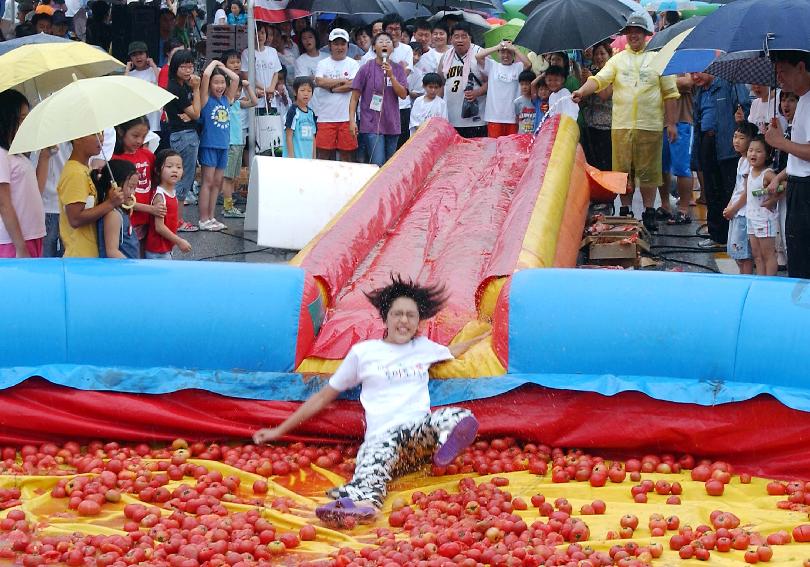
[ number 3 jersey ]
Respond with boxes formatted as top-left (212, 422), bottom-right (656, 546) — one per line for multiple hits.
top-left (440, 45), bottom-right (487, 128)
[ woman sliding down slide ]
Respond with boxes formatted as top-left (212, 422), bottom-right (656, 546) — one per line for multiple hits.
top-left (253, 275), bottom-right (490, 529)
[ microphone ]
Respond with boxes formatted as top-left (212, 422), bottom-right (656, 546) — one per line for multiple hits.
top-left (382, 50), bottom-right (388, 65)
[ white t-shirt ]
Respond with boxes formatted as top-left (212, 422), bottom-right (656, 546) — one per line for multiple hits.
top-left (748, 96), bottom-right (778, 135)
top-left (128, 68), bottom-right (161, 131)
top-left (32, 143), bottom-right (71, 215)
top-left (787, 91), bottom-right (810, 177)
top-left (417, 48), bottom-right (443, 75)
top-left (295, 52), bottom-right (327, 115)
top-left (295, 52), bottom-right (327, 78)
top-left (731, 156), bottom-right (751, 218)
top-left (328, 337), bottom-right (453, 440)
top-left (241, 46), bottom-right (282, 109)
top-left (483, 59), bottom-right (523, 124)
top-left (362, 43), bottom-right (414, 109)
top-left (409, 95), bottom-right (448, 135)
top-left (548, 88), bottom-right (579, 121)
top-left (315, 56), bottom-right (359, 123)
top-left (441, 45), bottom-right (487, 128)
top-left (408, 66), bottom-right (425, 99)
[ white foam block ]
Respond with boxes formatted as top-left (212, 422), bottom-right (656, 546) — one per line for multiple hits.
top-left (245, 156), bottom-right (379, 250)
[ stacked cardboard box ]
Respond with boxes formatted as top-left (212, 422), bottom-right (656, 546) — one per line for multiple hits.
top-left (581, 216), bottom-right (651, 268)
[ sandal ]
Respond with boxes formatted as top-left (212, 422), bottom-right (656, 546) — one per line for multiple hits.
top-left (434, 415), bottom-right (479, 467)
top-left (655, 207), bottom-right (673, 221)
top-left (315, 497), bottom-right (376, 529)
top-left (177, 221), bottom-right (199, 232)
top-left (667, 211), bottom-right (692, 225)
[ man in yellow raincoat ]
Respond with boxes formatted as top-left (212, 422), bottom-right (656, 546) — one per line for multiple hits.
top-left (573, 12), bottom-right (680, 232)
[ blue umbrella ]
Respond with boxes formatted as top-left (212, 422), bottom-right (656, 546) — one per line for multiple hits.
top-left (0, 33), bottom-right (72, 57)
top-left (662, 48), bottom-right (717, 75)
top-left (676, 0), bottom-right (810, 53)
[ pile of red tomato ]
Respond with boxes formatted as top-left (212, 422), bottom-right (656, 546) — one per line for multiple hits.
top-left (2, 438), bottom-right (810, 566)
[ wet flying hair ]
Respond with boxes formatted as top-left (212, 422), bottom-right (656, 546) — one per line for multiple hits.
top-left (365, 274), bottom-right (448, 321)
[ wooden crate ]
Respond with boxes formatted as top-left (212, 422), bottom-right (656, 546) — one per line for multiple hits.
top-left (206, 25), bottom-right (247, 62)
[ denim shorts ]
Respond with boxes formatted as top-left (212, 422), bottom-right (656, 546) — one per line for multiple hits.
top-left (169, 129), bottom-right (199, 200)
top-left (145, 250), bottom-right (172, 260)
top-left (727, 215), bottom-right (751, 260)
top-left (662, 122), bottom-right (693, 178)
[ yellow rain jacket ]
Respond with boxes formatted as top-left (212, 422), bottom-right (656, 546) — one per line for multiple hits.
top-left (589, 45), bottom-right (679, 132)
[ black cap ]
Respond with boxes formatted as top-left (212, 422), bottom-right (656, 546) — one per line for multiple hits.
top-left (128, 40), bottom-right (148, 56)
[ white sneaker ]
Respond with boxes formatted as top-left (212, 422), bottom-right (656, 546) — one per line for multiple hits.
top-left (210, 219), bottom-right (227, 230)
top-left (198, 219), bottom-right (222, 231)
top-left (697, 238), bottom-right (722, 249)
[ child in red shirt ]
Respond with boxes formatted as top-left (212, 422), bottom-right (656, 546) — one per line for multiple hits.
top-left (145, 149), bottom-right (191, 259)
top-left (112, 117), bottom-right (166, 256)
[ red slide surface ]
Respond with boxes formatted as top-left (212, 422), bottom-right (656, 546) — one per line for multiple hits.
top-left (298, 121), bottom-right (548, 360)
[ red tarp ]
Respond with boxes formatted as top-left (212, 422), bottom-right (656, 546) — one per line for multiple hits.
top-left (3, 378), bottom-right (809, 480)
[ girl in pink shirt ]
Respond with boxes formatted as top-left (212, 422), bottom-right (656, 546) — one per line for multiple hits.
top-left (0, 90), bottom-right (46, 258)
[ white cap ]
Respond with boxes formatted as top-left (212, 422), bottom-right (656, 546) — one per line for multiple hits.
top-left (328, 28), bottom-right (350, 42)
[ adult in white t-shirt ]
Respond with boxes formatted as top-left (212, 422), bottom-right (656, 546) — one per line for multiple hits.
top-left (438, 22), bottom-right (488, 138)
top-left (475, 40), bottom-right (530, 137)
top-left (418, 21), bottom-right (450, 75)
top-left (314, 29), bottom-right (360, 161)
top-left (294, 26), bottom-right (327, 114)
top-left (240, 23), bottom-right (282, 111)
top-left (764, 52), bottom-right (810, 279)
top-left (252, 276), bottom-right (489, 527)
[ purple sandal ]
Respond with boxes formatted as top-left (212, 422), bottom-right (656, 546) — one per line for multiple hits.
top-left (434, 415), bottom-right (480, 467)
top-left (315, 497), bottom-right (377, 529)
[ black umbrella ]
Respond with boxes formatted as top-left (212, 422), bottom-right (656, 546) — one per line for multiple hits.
top-left (405, 0), bottom-right (505, 12)
top-left (646, 16), bottom-right (704, 51)
top-left (515, 0), bottom-right (639, 54)
top-left (704, 51), bottom-right (777, 87)
top-left (285, 0), bottom-right (386, 14)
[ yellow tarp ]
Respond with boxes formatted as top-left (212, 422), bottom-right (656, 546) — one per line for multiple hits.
top-left (3, 458), bottom-right (810, 565)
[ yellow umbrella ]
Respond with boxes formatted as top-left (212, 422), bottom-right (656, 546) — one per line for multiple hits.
top-left (10, 75), bottom-right (175, 155)
top-left (0, 41), bottom-right (125, 101)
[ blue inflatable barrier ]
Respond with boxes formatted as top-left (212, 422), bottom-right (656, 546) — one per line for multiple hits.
top-left (0, 259), bottom-right (306, 378)
top-left (2, 262), bottom-right (810, 413)
top-left (506, 269), bottom-right (810, 411)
